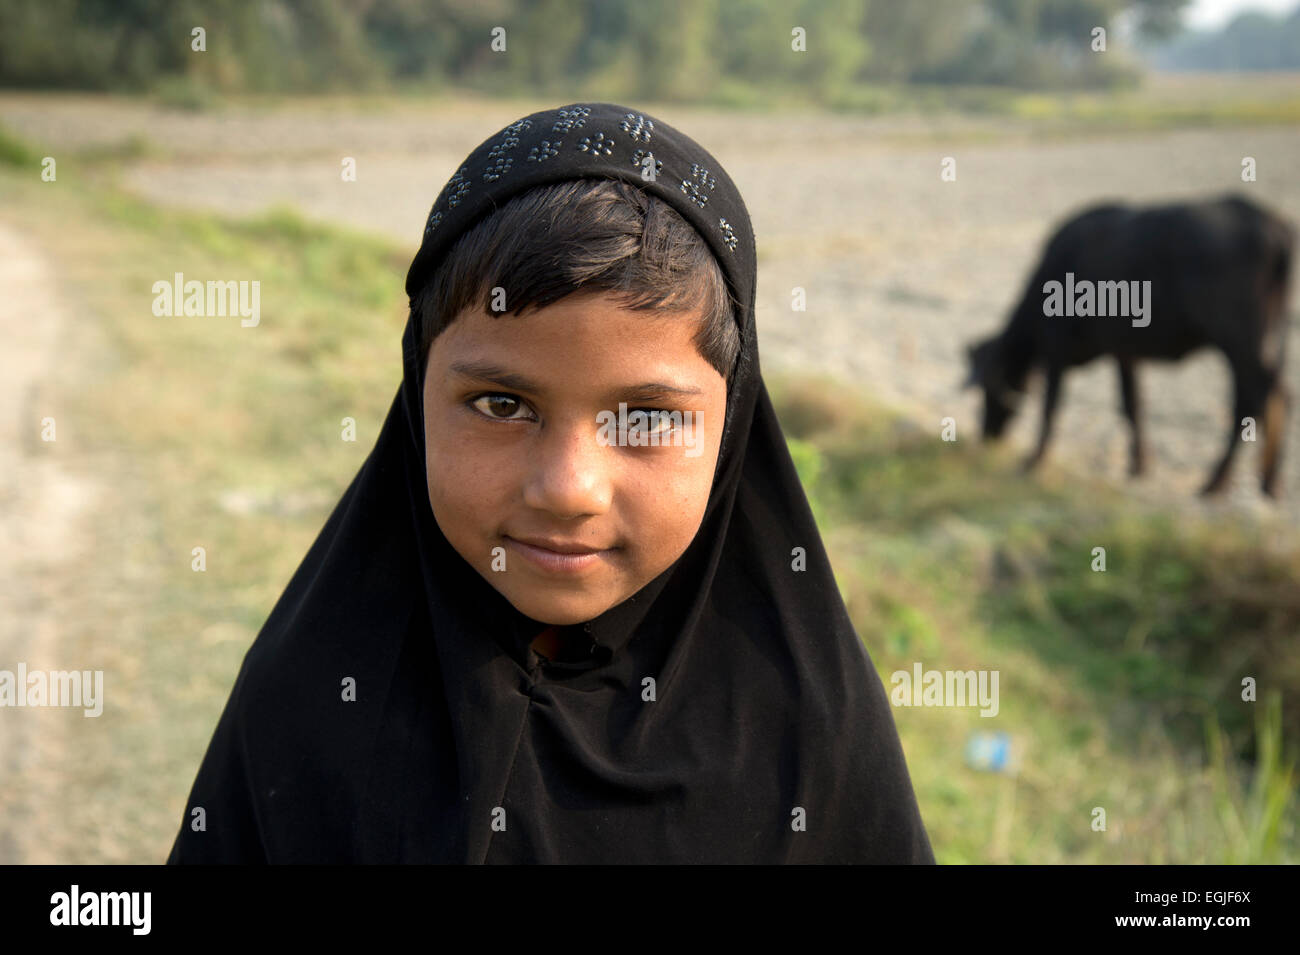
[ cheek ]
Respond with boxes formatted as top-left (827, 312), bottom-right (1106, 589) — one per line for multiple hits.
top-left (648, 405), bottom-right (723, 543)
top-left (622, 450), bottom-right (718, 570)
top-left (423, 414), bottom-right (511, 539)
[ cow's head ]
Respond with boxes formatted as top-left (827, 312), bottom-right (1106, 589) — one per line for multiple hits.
top-left (963, 337), bottom-right (1025, 439)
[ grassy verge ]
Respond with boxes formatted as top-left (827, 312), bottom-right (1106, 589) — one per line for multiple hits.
top-left (1, 145), bottom-right (408, 862)
top-left (0, 127), bottom-right (1294, 862)
top-left (152, 74), bottom-right (1300, 131)
top-left (770, 373), bottom-right (1299, 863)
top-left (6, 74), bottom-right (1300, 173)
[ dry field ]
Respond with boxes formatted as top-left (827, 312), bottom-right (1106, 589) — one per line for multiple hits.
top-left (6, 89), bottom-right (1296, 521)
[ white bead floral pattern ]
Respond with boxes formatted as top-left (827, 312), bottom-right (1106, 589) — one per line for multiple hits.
top-left (718, 217), bottom-right (738, 252)
top-left (483, 120), bottom-right (531, 182)
top-left (418, 108), bottom-right (749, 272)
top-left (620, 112), bottom-right (653, 143)
top-left (445, 164), bottom-right (471, 208)
top-left (680, 163), bottom-right (717, 208)
top-left (630, 149), bottom-right (662, 177)
top-left (552, 105), bottom-right (591, 134)
top-left (527, 140), bottom-right (562, 163)
top-left (576, 131), bottom-right (614, 157)
top-left (483, 155), bottom-right (513, 181)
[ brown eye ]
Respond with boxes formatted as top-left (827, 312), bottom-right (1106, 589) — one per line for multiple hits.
top-left (471, 394), bottom-right (530, 420)
top-left (628, 409), bottom-right (676, 435)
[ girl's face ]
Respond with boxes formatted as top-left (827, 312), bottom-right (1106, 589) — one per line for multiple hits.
top-left (423, 291), bottom-right (728, 626)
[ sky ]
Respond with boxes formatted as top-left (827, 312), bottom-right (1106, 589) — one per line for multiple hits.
top-left (1182, 0), bottom-right (1300, 29)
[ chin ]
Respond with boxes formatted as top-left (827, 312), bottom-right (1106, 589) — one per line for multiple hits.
top-left (506, 590), bottom-right (614, 627)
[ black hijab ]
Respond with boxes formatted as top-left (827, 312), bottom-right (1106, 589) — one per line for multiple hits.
top-left (167, 102), bottom-right (935, 864)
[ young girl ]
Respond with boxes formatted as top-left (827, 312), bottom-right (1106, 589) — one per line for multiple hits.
top-left (167, 102), bottom-right (935, 864)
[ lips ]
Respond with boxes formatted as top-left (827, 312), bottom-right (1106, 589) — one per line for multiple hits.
top-left (507, 535), bottom-right (613, 555)
top-left (503, 535), bottom-right (617, 575)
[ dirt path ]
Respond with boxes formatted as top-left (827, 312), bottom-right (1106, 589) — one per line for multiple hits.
top-left (0, 221), bottom-right (104, 863)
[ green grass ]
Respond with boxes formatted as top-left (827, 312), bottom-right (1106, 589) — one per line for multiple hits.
top-left (698, 75), bottom-right (1300, 132)
top-left (0, 121), bottom-right (38, 166)
top-left (1, 139), bottom-right (1295, 863)
top-left (769, 373), bottom-right (1300, 863)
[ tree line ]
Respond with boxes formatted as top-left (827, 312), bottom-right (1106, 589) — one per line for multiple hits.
top-left (0, 0), bottom-right (1189, 98)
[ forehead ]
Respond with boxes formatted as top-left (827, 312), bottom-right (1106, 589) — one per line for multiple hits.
top-left (430, 292), bottom-right (715, 384)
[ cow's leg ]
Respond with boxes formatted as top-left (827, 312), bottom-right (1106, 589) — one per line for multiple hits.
top-left (1201, 355), bottom-right (1269, 496)
top-left (1259, 300), bottom-right (1290, 497)
top-left (1260, 378), bottom-right (1289, 497)
top-left (1117, 356), bottom-right (1146, 477)
top-left (1023, 363), bottom-right (1063, 472)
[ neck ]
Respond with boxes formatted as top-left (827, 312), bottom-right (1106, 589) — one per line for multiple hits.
top-left (531, 625), bottom-right (591, 663)
top-left (999, 320), bottom-right (1037, 392)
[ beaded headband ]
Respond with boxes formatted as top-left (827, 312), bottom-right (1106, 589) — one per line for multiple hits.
top-left (402, 102), bottom-right (756, 359)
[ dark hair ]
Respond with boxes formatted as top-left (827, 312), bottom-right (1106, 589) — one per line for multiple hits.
top-left (412, 178), bottom-right (742, 384)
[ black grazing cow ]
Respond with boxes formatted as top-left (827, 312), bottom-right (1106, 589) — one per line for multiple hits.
top-left (964, 194), bottom-right (1294, 496)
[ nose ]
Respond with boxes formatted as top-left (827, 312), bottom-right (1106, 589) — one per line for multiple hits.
top-left (521, 417), bottom-right (613, 519)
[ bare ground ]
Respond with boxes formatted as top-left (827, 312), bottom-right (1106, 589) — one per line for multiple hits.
top-left (0, 222), bottom-right (105, 862)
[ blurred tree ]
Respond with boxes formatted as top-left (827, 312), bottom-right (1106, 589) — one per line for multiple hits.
top-left (0, 0), bottom-right (1196, 97)
top-left (716, 0), bottom-right (792, 81)
top-left (1148, 7), bottom-right (1300, 70)
top-left (790, 0), bottom-right (869, 102)
top-left (359, 0), bottom-right (454, 80)
top-left (915, 0), bottom-right (1189, 86)
top-left (511, 0), bottom-right (588, 94)
top-left (860, 0), bottom-right (979, 81)
top-left (621, 0), bottom-right (721, 101)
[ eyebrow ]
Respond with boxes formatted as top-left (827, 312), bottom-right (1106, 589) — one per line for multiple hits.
top-left (449, 359), bottom-right (705, 400)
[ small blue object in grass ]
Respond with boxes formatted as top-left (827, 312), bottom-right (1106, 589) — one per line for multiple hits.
top-left (965, 731), bottom-right (1011, 772)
